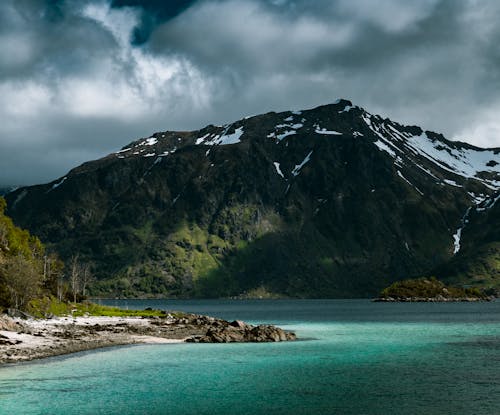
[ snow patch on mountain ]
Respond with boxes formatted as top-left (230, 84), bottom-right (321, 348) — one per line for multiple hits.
top-left (196, 127), bottom-right (244, 146)
top-left (362, 110), bottom-right (500, 190)
top-left (374, 140), bottom-right (396, 157)
top-left (292, 151), bottom-right (313, 177)
top-left (50, 177), bottom-right (67, 191)
top-left (144, 138), bottom-right (158, 146)
top-left (273, 162), bottom-right (284, 178)
top-left (276, 130), bottom-right (297, 141)
top-left (397, 170), bottom-right (423, 195)
top-left (314, 128), bottom-right (342, 135)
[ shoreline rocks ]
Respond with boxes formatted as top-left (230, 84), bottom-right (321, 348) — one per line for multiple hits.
top-left (0, 312), bottom-right (296, 364)
top-left (373, 296), bottom-right (495, 302)
top-left (187, 320), bottom-right (295, 343)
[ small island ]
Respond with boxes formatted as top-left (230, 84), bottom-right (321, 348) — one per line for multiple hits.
top-left (373, 277), bottom-right (494, 302)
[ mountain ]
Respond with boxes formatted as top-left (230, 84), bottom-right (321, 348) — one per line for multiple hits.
top-left (5, 99), bottom-right (500, 298)
top-left (0, 187), bottom-right (18, 196)
top-left (436, 191), bottom-right (500, 292)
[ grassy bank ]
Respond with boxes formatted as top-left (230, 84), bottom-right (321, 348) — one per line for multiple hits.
top-left (26, 297), bottom-right (183, 319)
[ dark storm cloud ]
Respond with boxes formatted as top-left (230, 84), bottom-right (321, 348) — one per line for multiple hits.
top-left (110, 0), bottom-right (197, 43)
top-left (1, 0), bottom-right (500, 186)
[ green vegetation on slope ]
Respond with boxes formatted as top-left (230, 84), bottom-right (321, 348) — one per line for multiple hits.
top-left (0, 197), bottom-right (93, 311)
top-left (0, 197), bottom-right (48, 310)
top-left (27, 297), bottom-right (176, 318)
top-left (379, 277), bottom-right (486, 300)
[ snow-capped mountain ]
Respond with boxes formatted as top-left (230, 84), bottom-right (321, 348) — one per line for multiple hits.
top-left (5, 100), bottom-right (500, 297)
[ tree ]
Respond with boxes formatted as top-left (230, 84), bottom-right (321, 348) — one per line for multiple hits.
top-left (80, 263), bottom-right (93, 298)
top-left (69, 256), bottom-right (81, 303)
top-left (68, 256), bottom-right (93, 302)
top-left (1, 255), bottom-right (42, 309)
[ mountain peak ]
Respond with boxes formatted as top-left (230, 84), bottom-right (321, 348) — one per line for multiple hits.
top-left (5, 100), bottom-right (500, 298)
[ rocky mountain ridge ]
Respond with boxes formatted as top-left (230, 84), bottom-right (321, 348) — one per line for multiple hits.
top-left (5, 99), bottom-right (500, 297)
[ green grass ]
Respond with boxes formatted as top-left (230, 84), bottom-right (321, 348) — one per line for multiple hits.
top-left (27, 297), bottom-right (187, 318)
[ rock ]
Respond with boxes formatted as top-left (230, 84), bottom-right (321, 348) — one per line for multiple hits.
top-left (190, 321), bottom-right (296, 343)
top-left (7, 309), bottom-right (34, 319)
top-left (0, 315), bottom-right (23, 331)
top-left (229, 320), bottom-right (246, 328)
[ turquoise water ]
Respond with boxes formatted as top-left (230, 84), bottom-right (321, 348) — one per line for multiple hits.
top-left (1, 300), bottom-right (500, 414)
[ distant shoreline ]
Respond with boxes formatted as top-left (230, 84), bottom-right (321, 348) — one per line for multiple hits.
top-left (373, 296), bottom-right (495, 302)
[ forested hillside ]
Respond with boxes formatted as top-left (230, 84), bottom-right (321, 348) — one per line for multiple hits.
top-left (0, 197), bottom-right (64, 310)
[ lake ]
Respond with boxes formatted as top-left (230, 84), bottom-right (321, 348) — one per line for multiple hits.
top-left (1, 299), bottom-right (500, 414)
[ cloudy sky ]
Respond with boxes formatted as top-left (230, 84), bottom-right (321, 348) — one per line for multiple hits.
top-left (2, 0), bottom-right (500, 185)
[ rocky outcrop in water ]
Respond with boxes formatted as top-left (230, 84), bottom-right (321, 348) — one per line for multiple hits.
top-left (187, 319), bottom-right (295, 343)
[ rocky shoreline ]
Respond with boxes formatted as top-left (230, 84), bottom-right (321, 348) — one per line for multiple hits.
top-left (0, 312), bottom-right (296, 365)
top-left (373, 296), bottom-right (495, 302)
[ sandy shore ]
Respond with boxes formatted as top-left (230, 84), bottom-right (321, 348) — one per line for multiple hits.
top-left (0, 313), bottom-right (296, 364)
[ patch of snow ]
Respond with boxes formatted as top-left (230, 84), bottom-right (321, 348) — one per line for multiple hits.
top-left (172, 194), bottom-right (180, 205)
top-left (452, 207), bottom-right (471, 254)
top-left (196, 133), bottom-right (210, 145)
top-left (338, 105), bottom-right (352, 113)
top-left (273, 162), bottom-right (285, 178)
top-left (116, 147), bottom-right (131, 154)
top-left (443, 179), bottom-right (462, 188)
top-left (144, 137), bottom-right (158, 146)
top-left (143, 153), bottom-right (156, 157)
top-left (353, 131), bottom-right (364, 137)
top-left (404, 132), bottom-right (500, 188)
top-left (397, 170), bottom-right (424, 195)
top-left (276, 130), bottom-right (297, 141)
top-left (292, 110), bottom-right (302, 115)
top-left (203, 127), bottom-right (244, 146)
top-left (374, 140), bottom-right (396, 157)
top-left (205, 149), bottom-right (210, 156)
top-left (453, 228), bottom-right (462, 254)
top-left (414, 163), bottom-right (439, 179)
top-left (315, 128), bottom-right (342, 135)
top-left (284, 116), bottom-right (294, 122)
top-left (476, 193), bottom-right (500, 212)
top-left (51, 177), bottom-right (67, 190)
top-left (362, 113), bottom-right (372, 128)
top-left (468, 192), bottom-right (486, 205)
top-left (292, 151), bottom-right (313, 177)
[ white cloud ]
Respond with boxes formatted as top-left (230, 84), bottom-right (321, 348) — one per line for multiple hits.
top-left (335, 0), bottom-right (440, 33)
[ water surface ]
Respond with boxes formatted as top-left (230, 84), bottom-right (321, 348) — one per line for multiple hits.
top-left (1, 300), bottom-right (500, 414)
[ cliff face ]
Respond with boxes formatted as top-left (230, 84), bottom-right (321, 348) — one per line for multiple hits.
top-left (5, 100), bottom-right (500, 297)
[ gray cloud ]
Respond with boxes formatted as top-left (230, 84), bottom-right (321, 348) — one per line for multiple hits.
top-left (1, 0), bottom-right (500, 186)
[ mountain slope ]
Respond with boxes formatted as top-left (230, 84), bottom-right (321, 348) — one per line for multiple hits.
top-left (436, 191), bottom-right (500, 291)
top-left (5, 100), bottom-right (500, 297)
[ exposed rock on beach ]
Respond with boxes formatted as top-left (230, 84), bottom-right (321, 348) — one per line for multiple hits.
top-left (0, 313), bottom-right (296, 364)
